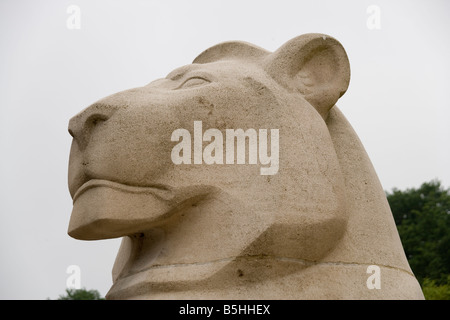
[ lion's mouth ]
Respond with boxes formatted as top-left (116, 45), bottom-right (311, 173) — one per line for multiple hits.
top-left (68, 178), bottom-right (213, 241)
top-left (68, 179), bottom-right (177, 240)
top-left (72, 179), bottom-right (173, 203)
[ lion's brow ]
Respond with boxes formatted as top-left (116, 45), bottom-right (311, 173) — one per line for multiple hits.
top-left (167, 65), bottom-right (200, 81)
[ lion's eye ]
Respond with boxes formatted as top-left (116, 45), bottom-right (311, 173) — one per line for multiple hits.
top-left (178, 77), bottom-right (210, 89)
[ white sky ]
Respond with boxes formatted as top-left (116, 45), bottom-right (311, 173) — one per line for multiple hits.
top-left (0, 0), bottom-right (449, 299)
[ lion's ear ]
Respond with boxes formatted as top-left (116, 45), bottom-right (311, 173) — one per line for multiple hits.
top-left (265, 33), bottom-right (350, 119)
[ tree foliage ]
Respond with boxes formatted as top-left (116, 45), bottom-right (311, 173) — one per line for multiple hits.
top-left (421, 277), bottom-right (450, 300)
top-left (386, 180), bottom-right (450, 299)
top-left (57, 288), bottom-right (104, 300)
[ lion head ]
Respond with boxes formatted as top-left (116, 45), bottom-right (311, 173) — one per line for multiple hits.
top-left (67, 33), bottom-right (423, 299)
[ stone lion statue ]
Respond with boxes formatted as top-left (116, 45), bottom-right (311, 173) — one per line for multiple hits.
top-left (67, 33), bottom-right (424, 299)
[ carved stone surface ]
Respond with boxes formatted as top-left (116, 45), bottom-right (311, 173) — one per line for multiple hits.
top-left (67, 33), bottom-right (424, 299)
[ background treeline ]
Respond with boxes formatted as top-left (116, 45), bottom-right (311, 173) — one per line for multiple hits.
top-left (387, 180), bottom-right (450, 300)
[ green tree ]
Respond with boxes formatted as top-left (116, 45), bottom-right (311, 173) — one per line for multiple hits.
top-left (421, 277), bottom-right (450, 300)
top-left (386, 180), bottom-right (450, 299)
top-left (57, 288), bottom-right (104, 300)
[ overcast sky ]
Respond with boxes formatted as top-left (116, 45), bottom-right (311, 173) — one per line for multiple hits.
top-left (1, 0), bottom-right (449, 300)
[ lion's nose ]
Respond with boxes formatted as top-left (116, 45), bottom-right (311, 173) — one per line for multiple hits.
top-left (68, 103), bottom-right (119, 150)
